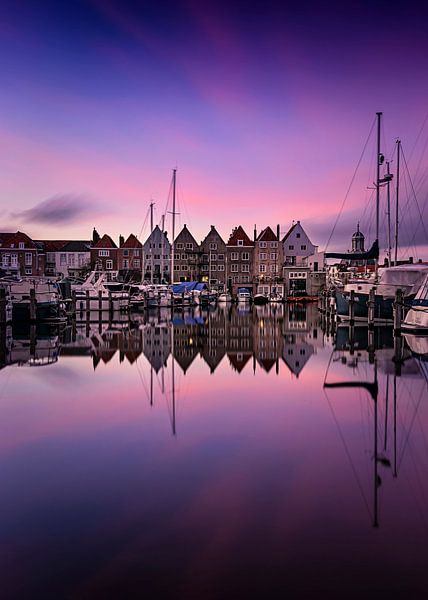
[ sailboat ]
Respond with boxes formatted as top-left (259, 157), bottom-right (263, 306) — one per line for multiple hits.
top-left (328, 114), bottom-right (427, 323)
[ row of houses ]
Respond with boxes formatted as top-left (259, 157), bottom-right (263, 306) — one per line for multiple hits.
top-left (0, 221), bottom-right (325, 295)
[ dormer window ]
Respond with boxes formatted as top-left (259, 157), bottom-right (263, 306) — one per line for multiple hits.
top-left (237, 239), bottom-right (244, 246)
top-left (19, 242), bottom-right (25, 249)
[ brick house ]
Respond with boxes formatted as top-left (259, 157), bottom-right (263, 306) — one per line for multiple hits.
top-left (173, 224), bottom-right (200, 282)
top-left (282, 221), bottom-right (317, 266)
top-left (226, 226), bottom-right (254, 295)
top-left (199, 225), bottom-right (227, 290)
top-left (90, 234), bottom-right (118, 279)
top-left (0, 231), bottom-right (45, 277)
top-left (142, 225), bottom-right (171, 283)
top-left (118, 234), bottom-right (143, 282)
top-left (254, 226), bottom-right (284, 296)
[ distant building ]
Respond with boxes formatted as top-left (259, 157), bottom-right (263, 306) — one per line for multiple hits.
top-left (199, 225), bottom-right (227, 290)
top-left (173, 224), bottom-right (200, 282)
top-left (90, 234), bottom-right (118, 279)
top-left (282, 221), bottom-right (317, 266)
top-left (0, 231), bottom-right (45, 277)
top-left (254, 225), bottom-right (284, 296)
top-left (54, 240), bottom-right (91, 277)
top-left (118, 234), bottom-right (143, 282)
top-left (142, 225), bottom-right (171, 283)
top-left (226, 225), bottom-right (255, 294)
top-left (340, 224), bottom-right (375, 272)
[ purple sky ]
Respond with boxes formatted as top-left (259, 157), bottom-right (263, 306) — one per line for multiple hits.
top-left (1, 0), bottom-right (427, 257)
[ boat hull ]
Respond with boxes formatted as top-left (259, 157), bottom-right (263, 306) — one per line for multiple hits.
top-left (335, 291), bottom-right (394, 322)
top-left (12, 301), bottom-right (60, 322)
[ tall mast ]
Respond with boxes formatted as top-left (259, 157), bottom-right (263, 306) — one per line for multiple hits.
top-left (394, 139), bottom-right (401, 266)
top-left (386, 161), bottom-right (392, 266)
top-left (161, 213), bottom-right (165, 284)
top-left (170, 168), bottom-right (177, 284)
top-left (150, 201), bottom-right (155, 284)
top-left (375, 111), bottom-right (382, 279)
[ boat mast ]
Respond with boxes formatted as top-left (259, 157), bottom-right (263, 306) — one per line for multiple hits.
top-left (170, 168), bottom-right (177, 285)
top-left (394, 139), bottom-right (401, 266)
top-left (386, 161), bottom-right (392, 266)
top-left (375, 111), bottom-right (382, 279)
top-left (161, 213), bottom-right (165, 284)
top-left (150, 200), bottom-right (155, 285)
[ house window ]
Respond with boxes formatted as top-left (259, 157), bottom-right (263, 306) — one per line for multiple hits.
top-left (106, 260), bottom-right (113, 269)
top-left (181, 253), bottom-right (187, 260)
top-left (2, 254), bottom-right (10, 266)
top-left (159, 243), bottom-right (162, 248)
top-left (68, 254), bottom-right (75, 266)
top-left (289, 245), bottom-right (294, 250)
top-left (25, 252), bottom-right (32, 265)
top-left (25, 268), bottom-right (32, 275)
top-left (186, 243), bottom-right (193, 250)
top-left (233, 276), bottom-right (239, 283)
top-left (260, 253), bottom-right (267, 260)
top-left (154, 254), bottom-right (161, 260)
top-left (241, 252), bottom-right (249, 260)
top-left (270, 241), bottom-right (278, 248)
top-left (123, 259), bottom-right (129, 269)
top-left (218, 254), bottom-right (224, 260)
top-left (176, 243), bottom-right (183, 249)
top-left (260, 264), bottom-right (266, 273)
top-left (271, 264), bottom-right (278, 273)
top-left (271, 253), bottom-right (277, 260)
top-left (231, 252), bottom-right (238, 260)
top-left (210, 254), bottom-right (217, 261)
top-left (123, 249), bottom-right (129, 256)
top-left (296, 233), bottom-right (301, 238)
top-left (241, 275), bottom-right (249, 283)
top-left (78, 254), bottom-right (86, 266)
top-left (99, 249), bottom-right (109, 257)
top-left (134, 259), bottom-right (140, 268)
top-left (301, 245), bottom-right (307, 250)
top-left (231, 264), bottom-right (238, 272)
top-left (237, 239), bottom-right (244, 246)
top-left (211, 265), bottom-right (217, 271)
top-left (174, 265), bottom-right (180, 271)
top-left (182, 265), bottom-right (188, 271)
top-left (134, 249), bottom-right (140, 257)
top-left (218, 264), bottom-right (224, 271)
top-left (241, 264), bottom-right (249, 272)
top-left (19, 242), bottom-right (25, 249)
top-left (174, 253), bottom-right (180, 260)
top-left (164, 265), bottom-right (169, 271)
top-left (260, 241), bottom-right (267, 248)
top-left (11, 254), bottom-right (18, 267)
top-left (209, 242), bottom-right (217, 250)
top-left (163, 254), bottom-right (169, 260)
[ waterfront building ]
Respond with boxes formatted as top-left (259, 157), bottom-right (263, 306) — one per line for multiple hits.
top-left (199, 225), bottom-right (227, 290)
top-left (142, 225), bottom-right (171, 283)
top-left (54, 240), bottom-right (91, 278)
top-left (254, 225), bottom-right (284, 297)
top-left (226, 225), bottom-right (255, 295)
top-left (90, 234), bottom-right (118, 279)
top-left (0, 231), bottom-right (45, 277)
top-left (282, 221), bottom-right (317, 266)
top-left (118, 234), bottom-right (143, 282)
top-left (173, 224), bottom-right (200, 282)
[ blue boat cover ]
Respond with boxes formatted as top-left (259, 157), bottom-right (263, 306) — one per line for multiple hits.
top-left (172, 282), bottom-right (208, 293)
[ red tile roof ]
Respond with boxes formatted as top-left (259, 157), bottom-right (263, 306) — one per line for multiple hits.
top-left (227, 226), bottom-right (254, 247)
top-left (256, 226), bottom-right (277, 242)
top-left (0, 231), bottom-right (37, 248)
top-left (92, 234), bottom-right (117, 249)
top-left (121, 233), bottom-right (142, 248)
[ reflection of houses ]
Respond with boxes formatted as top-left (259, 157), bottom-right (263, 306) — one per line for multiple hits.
top-left (226, 306), bottom-right (253, 372)
top-left (281, 304), bottom-right (322, 377)
top-left (142, 225), bottom-right (171, 283)
top-left (172, 317), bottom-right (205, 373)
top-left (199, 226), bottom-right (227, 290)
top-left (199, 309), bottom-right (226, 373)
top-left (173, 225), bottom-right (200, 282)
top-left (253, 306), bottom-right (284, 372)
top-left (90, 328), bottom-right (144, 369)
top-left (142, 324), bottom-right (171, 372)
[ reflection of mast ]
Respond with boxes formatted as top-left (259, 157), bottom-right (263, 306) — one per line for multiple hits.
top-left (150, 364), bottom-right (153, 407)
top-left (172, 324), bottom-right (176, 436)
top-left (150, 201), bottom-right (155, 285)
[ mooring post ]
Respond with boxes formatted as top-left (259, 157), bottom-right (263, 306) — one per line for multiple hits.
top-left (30, 287), bottom-right (37, 321)
top-left (71, 290), bottom-right (76, 320)
top-left (98, 290), bottom-right (102, 313)
top-left (85, 290), bottom-right (90, 317)
top-left (349, 289), bottom-right (355, 325)
top-left (368, 287), bottom-right (375, 329)
top-left (108, 291), bottom-right (113, 314)
top-left (394, 288), bottom-right (403, 335)
top-left (0, 287), bottom-right (5, 325)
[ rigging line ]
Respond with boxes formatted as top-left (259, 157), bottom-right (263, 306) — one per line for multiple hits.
top-left (324, 116), bottom-right (377, 253)
top-left (408, 109), bottom-right (428, 164)
top-left (137, 205), bottom-right (150, 244)
top-left (324, 390), bottom-right (373, 521)
top-left (397, 385), bottom-right (425, 472)
top-left (401, 144), bottom-right (428, 242)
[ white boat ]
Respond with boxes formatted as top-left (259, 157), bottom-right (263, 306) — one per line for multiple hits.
top-left (402, 272), bottom-right (428, 333)
top-left (237, 288), bottom-right (252, 303)
top-left (7, 279), bottom-right (62, 321)
top-left (217, 292), bottom-right (232, 303)
top-left (73, 271), bottom-right (129, 312)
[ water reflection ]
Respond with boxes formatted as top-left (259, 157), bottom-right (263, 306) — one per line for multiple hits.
top-left (0, 305), bottom-right (428, 597)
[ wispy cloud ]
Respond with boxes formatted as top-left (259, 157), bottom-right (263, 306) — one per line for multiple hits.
top-left (12, 194), bottom-right (98, 225)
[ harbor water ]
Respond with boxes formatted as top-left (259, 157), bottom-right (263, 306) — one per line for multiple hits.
top-left (0, 304), bottom-right (427, 598)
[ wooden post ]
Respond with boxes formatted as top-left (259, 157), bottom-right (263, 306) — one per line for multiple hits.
top-left (0, 288), bottom-right (5, 325)
top-left (349, 289), bottom-right (355, 325)
top-left (394, 289), bottom-right (403, 334)
top-left (30, 287), bottom-right (37, 321)
top-left (30, 323), bottom-right (36, 356)
top-left (108, 291), bottom-right (113, 314)
top-left (71, 290), bottom-right (76, 320)
top-left (368, 287), bottom-right (375, 329)
top-left (85, 290), bottom-right (90, 317)
top-left (98, 290), bottom-right (103, 312)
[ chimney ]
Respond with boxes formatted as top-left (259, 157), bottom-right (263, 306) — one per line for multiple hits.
top-left (119, 234), bottom-right (124, 247)
top-left (254, 224), bottom-right (257, 241)
top-left (92, 227), bottom-right (100, 244)
top-left (211, 225), bottom-right (215, 230)
top-left (276, 224), bottom-right (280, 240)
top-left (409, 256), bottom-right (413, 264)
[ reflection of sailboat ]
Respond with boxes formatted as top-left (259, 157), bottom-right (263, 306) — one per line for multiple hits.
top-left (323, 327), bottom-right (427, 527)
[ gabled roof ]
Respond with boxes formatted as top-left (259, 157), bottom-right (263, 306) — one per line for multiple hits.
top-left (257, 226), bottom-right (277, 242)
top-left (227, 226), bottom-right (254, 247)
top-left (39, 240), bottom-right (69, 252)
top-left (0, 231), bottom-right (37, 249)
top-left (200, 225), bottom-right (226, 246)
top-left (281, 223), bottom-right (298, 243)
top-left (227, 352), bottom-right (252, 372)
top-left (121, 233), bottom-right (142, 249)
top-left (174, 224), bottom-right (199, 247)
top-left (92, 234), bottom-right (117, 249)
top-left (61, 240), bottom-right (92, 252)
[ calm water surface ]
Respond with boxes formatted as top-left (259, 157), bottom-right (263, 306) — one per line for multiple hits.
top-left (0, 304), bottom-right (427, 598)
